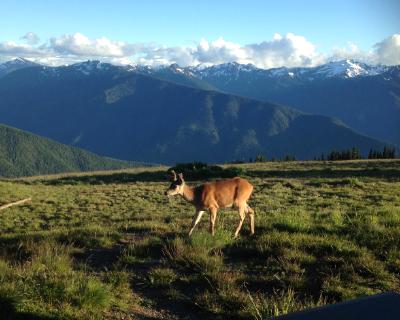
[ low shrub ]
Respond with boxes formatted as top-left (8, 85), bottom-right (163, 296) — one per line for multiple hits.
top-left (148, 267), bottom-right (177, 287)
top-left (168, 162), bottom-right (244, 180)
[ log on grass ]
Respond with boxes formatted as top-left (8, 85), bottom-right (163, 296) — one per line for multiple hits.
top-left (0, 197), bottom-right (32, 211)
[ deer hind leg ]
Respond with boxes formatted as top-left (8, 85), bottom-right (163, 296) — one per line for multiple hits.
top-left (234, 205), bottom-right (246, 238)
top-left (246, 204), bottom-right (255, 235)
top-left (189, 210), bottom-right (205, 236)
top-left (209, 207), bottom-right (217, 236)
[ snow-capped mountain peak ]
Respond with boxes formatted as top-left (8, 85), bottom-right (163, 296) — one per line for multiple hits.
top-left (7, 57), bottom-right (34, 65)
top-left (168, 63), bottom-right (185, 73)
top-left (70, 60), bottom-right (116, 75)
top-left (188, 59), bottom-right (395, 82)
top-left (0, 57), bottom-right (40, 77)
top-left (312, 59), bottom-right (387, 78)
top-left (1, 57), bottom-right (397, 83)
top-left (190, 61), bottom-right (259, 80)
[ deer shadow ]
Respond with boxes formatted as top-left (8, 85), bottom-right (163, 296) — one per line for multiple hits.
top-left (0, 296), bottom-right (57, 320)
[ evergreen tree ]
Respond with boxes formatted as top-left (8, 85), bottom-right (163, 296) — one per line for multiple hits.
top-left (383, 146), bottom-right (388, 158)
top-left (255, 155), bottom-right (266, 162)
top-left (390, 147), bottom-right (396, 158)
top-left (351, 147), bottom-right (361, 160)
top-left (368, 149), bottom-right (373, 159)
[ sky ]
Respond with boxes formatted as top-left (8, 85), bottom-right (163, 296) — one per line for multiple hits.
top-left (0, 0), bottom-right (399, 67)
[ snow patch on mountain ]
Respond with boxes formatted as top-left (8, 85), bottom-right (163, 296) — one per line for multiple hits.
top-left (313, 60), bottom-right (388, 78)
top-left (187, 62), bottom-right (261, 82)
top-left (71, 60), bottom-right (116, 75)
top-left (188, 59), bottom-right (395, 82)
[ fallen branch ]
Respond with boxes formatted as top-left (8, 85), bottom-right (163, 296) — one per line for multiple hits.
top-left (0, 197), bottom-right (32, 211)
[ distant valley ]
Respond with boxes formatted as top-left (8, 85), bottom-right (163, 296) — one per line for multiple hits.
top-left (0, 124), bottom-right (136, 177)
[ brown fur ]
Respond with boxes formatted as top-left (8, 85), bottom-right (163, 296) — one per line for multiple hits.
top-left (165, 174), bottom-right (255, 237)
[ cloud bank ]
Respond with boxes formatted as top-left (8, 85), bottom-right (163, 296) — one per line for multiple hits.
top-left (0, 32), bottom-right (399, 67)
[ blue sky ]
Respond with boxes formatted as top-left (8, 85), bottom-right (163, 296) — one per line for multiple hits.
top-left (0, 0), bottom-right (399, 67)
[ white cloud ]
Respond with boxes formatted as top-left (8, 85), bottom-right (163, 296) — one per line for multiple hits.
top-left (330, 42), bottom-right (373, 63)
top-left (137, 34), bottom-right (325, 68)
top-left (0, 32), bottom-right (399, 68)
top-left (373, 34), bottom-right (400, 65)
top-left (195, 37), bottom-right (250, 65)
top-left (245, 33), bottom-right (324, 68)
top-left (328, 34), bottom-right (400, 66)
top-left (21, 32), bottom-right (40, 45)
top-left (50, 33), bottom-right (127, 57)
top-left (139, 45), bottom-right (197, 66)
top-left (0, 41), bottom-right (41, 55)
top-left (109, 57), bottom-right (135, 65)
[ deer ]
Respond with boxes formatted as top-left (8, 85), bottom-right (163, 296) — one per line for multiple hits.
top-left (165, 170), bottom-right (255, 238)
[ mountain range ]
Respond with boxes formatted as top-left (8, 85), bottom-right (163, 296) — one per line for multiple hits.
top-left (130, 60), bottom-right (400, 146)
top-left (0, 59), bottom-right (392, 165)
top-left (0, 124), bottom-right (136, 178)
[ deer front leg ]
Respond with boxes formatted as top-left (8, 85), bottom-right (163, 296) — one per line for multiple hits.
top-left (188, 210), bottom-right (205, 236)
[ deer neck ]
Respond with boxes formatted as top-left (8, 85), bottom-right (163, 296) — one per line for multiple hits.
top-left (182, 184), bottom-right (195, 203)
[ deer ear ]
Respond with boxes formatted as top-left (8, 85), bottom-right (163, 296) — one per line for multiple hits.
top-left (178, 173), bottom-right (184, 182)
top-left (170, 170), bottom-right (177, 181)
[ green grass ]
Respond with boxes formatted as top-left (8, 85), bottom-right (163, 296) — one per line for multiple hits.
top-left (0, 159), bottom-right (399, 319)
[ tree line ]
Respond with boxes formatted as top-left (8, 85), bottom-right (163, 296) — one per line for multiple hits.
top-left (314, 146), bottom-right (396, 161)
top-left (367, 146), bottom-right (396, 159)
top-left (228, 146), bottom-right (397, 164)
top-left (253, 154), bottom-right (296, 163)
top-left (234, 146), bottom-right (397, 163)
top-left (315, 147), bottom-right (361, 161)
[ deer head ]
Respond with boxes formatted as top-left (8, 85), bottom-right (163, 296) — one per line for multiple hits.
top-left (165, 170), bottom-right (185, 196)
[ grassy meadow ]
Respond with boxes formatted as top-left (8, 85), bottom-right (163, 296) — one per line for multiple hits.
top-left (0, 160), bottom-right (399, 319)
